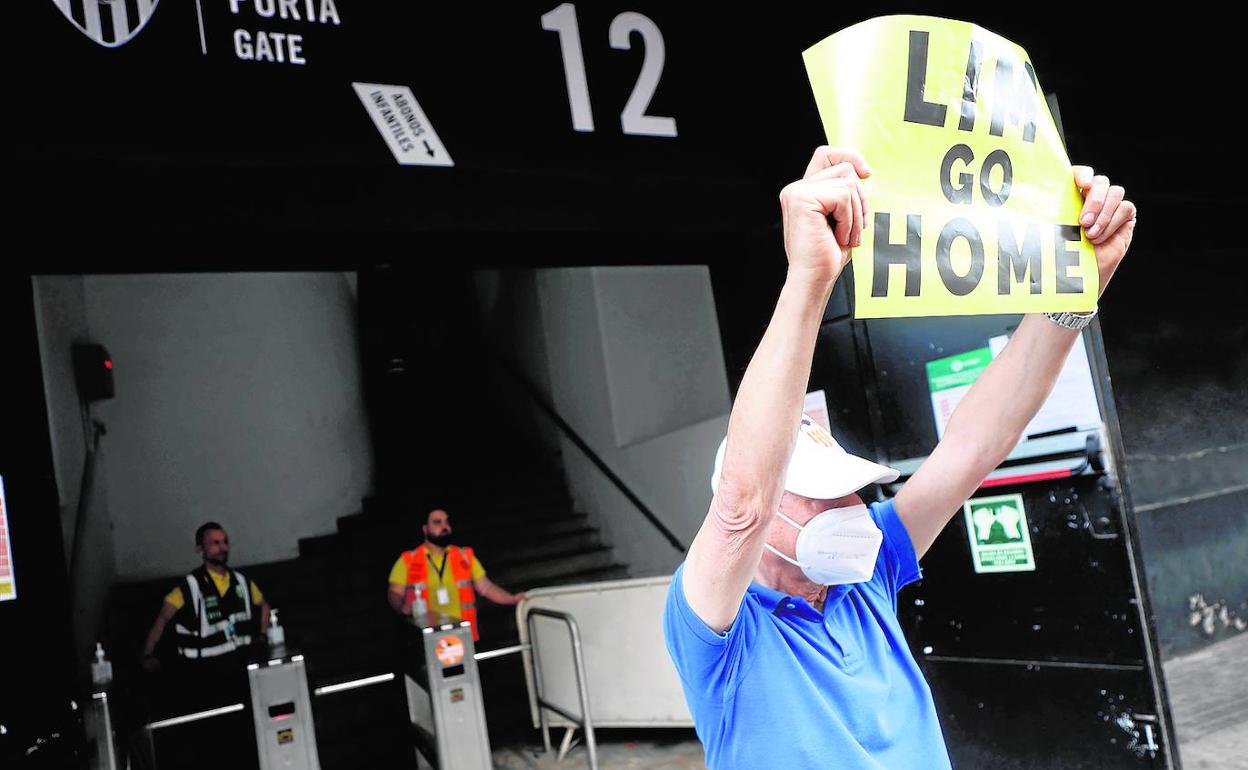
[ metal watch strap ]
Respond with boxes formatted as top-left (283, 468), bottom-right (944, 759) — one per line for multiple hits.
top-left (1043, 308), bottom-right (1097, 330)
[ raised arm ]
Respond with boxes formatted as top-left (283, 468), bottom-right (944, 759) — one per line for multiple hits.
top-left (896, 166), bottom-right (1137, 558)
top-left (682, 147), bottom-right (871, 633)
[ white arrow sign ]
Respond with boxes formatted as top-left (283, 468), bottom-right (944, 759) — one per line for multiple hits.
top-left (352, 83), bottom-right (453, 167)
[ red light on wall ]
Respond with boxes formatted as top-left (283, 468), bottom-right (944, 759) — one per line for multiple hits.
top-left (73, 344), bottom-right (114, 402)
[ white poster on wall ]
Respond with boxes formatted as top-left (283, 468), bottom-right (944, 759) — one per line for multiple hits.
top-left (0, 476), bottom-right (16, 602)
top-left (988, 333), bottom-right (1101, 437)
top-left (925, 334), bottom-right (1101, 442)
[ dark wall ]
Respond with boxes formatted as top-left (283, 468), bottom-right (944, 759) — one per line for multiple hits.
top-left (0, 279), bottom-right (78, 760)
top-left (20, 6), bottom-right (1234, 269)
top-left (1106, 317), bottom-right (1247, 657)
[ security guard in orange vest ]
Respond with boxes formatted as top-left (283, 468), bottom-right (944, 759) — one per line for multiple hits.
top-left (387, 508), bottom-right (526, 641)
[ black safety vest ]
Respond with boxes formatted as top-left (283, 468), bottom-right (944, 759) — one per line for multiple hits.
top-left (172, 566), bottom-right (257, 659)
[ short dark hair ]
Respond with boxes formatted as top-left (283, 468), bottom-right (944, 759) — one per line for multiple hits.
top-left (195, 521), bottom-right (225, 547)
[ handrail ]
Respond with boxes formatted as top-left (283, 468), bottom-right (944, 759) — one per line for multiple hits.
top-left (525, 607), bottom-right (598, 770)
top-left (473, 643), bottom-right (528, 662)
top-left (144, 703), bottom-right (245, 731)
top-left (496, 355), bottom-right (686, 554)
top-left (313, 672), bottom-right (395, 696)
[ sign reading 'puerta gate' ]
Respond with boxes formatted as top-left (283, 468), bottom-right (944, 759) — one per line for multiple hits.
top-left (804, 16), bottom-right (1099, 319)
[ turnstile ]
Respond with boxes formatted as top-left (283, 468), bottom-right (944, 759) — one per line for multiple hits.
top-left (404, 620), bottom-right (492, 770)
top-left (247, 652), bottom-right (321, 770)
top-left (85, 691), bottom-right (119, 770)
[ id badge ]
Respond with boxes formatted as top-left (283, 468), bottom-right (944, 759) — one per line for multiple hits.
top-left (436, 588), bottom-right (450, 605)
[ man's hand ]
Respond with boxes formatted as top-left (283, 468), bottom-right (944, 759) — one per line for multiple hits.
top-left (1073, 165), bottom-right (1137, 295)
top-left (780, 146), bottom-right (872, 286)
top-left (140, 600), bottom-right (178, 673)
top-left (474, 575), bottom-right (525, 606)
top-left (387, 585), bottom-right (409, 615)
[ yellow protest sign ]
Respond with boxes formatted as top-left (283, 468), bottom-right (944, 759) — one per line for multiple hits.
top-left (803, 16), bottom-right (1098, 318)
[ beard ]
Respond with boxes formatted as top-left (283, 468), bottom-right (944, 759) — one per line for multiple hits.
top-left (206, 553), bottom-right (228, 566)
top-left (426, 532), bottom-right (452, 548)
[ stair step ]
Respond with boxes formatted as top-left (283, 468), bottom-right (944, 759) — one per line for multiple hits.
top-left (483, 536), bottom-right (608, 571)
top-left (531, 562), bottom-right (632, 587)
top-left (462, 501), bottom-right (578, 523)
top-left (472, 528), bottom-right (602, 564)
top-left (297, 532), bottom-right (339, 556)
top-left (493, 552), bottom-right (628, 588)
top-left (464, 513), bottom-right (591, 539)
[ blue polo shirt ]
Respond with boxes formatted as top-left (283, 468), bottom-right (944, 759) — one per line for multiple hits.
top-left (664, 498), bottom-right (950, 770)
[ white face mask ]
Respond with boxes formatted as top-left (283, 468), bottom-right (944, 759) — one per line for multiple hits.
top-left (764, 504), bottom-right (882, 585)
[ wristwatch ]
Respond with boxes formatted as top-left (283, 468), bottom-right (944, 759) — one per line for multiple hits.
top-left (1044, 308), bottom-right (1097, 330)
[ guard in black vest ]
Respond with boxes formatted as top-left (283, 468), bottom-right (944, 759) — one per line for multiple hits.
top-left (140, 522), bottom-right (271, 713)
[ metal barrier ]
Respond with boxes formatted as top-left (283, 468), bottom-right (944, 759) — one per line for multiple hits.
top-left (140, 701), bottom-right (249, 770)
top-left (86, 691), bottom-right (119, 770)
top-left (526, 607), bottom-right (598, 770)
top-left (312, 672), bottom-right (394, 696)
top-left (145, 702), bottom-right (247, 732)
top-left (246, 654), bottom-right (321, 770)
top-left (133, 628), bottom-right (594, 770)
top-left (142, 671), bottom-right (397, 732)
top-left (140, 653), bottom-right (323, 770)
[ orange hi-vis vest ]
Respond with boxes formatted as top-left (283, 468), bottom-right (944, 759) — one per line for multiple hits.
top-left (403, 544), bottom-right (479, 641)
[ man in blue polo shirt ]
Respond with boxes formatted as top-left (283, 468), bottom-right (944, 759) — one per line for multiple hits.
top-left (664, 146), bottom-right (1136, 768)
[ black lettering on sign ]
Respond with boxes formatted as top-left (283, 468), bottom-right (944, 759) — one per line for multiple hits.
top-left (872, 213), bottom-right (923, 297)
top-left (940, 144), bottom-right (975, 205)
top-left (904, 31), bottom-right (947, 127)
top-left (936, 218), bottom-right (984, 296)
top-left (1054, 225), bottom-right (1084, 294)
top-left (990, 56), bottom-right (1039, 142)
top-left (998, 220), bottom-right (1043, 295)
top-left (958, 39), bottom-right (983, 132)
top-left (979, 149), bottom-right (1013, 207)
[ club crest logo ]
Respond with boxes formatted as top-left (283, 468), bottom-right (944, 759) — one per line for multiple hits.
top-left (51, 0), bottom-right (162, 48)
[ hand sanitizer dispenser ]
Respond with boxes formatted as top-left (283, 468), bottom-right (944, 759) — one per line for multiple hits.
top-left (90, 643), bottom-right (113, 689)
top-left (266, 608), bottom-right (285, 650)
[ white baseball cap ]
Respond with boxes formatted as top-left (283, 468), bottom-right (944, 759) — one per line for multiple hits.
top-left (711, 414), bottom-right (900, 499)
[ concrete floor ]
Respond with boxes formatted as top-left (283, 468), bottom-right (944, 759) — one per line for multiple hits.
top-left (1163, 631), bottom-right (1248, 770)
top-left (493, 729), bottom-right (705, 770)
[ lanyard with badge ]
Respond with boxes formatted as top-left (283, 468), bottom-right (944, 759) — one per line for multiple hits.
top-left (203, 586), bottom-right (236, 640)
top-left (429, 551), bottom-right (451, 605)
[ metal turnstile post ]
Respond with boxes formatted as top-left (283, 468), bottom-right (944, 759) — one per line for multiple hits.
top-left (85, 691), bottom-right (119, 770)
top-left (416, 620), bottom-right (492, 770)
top-left (247, 653), bottom-right (322, 770)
